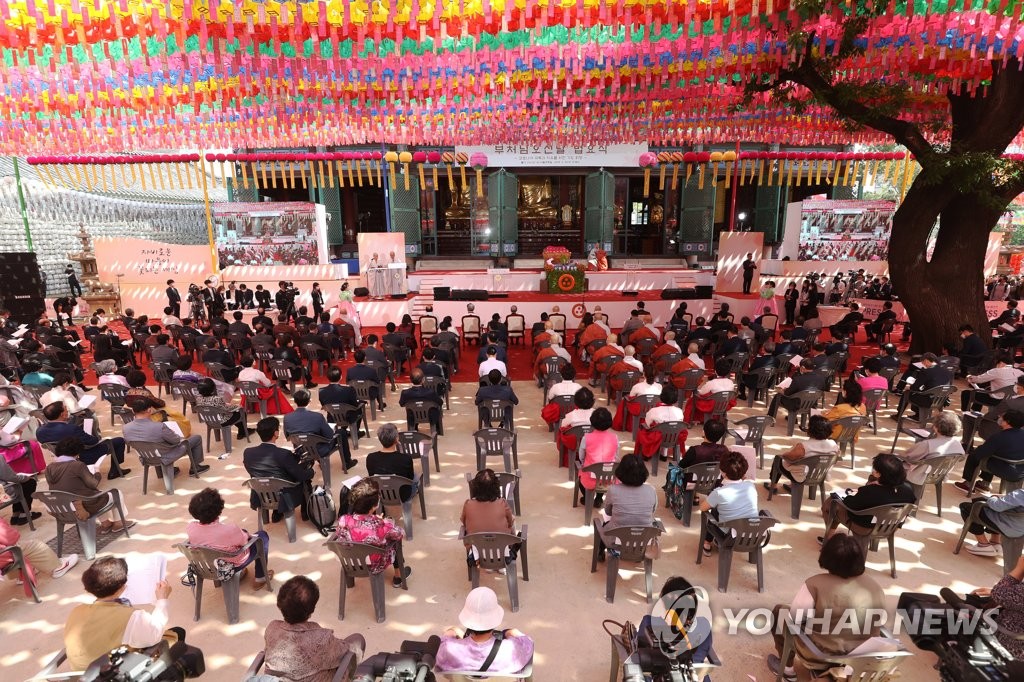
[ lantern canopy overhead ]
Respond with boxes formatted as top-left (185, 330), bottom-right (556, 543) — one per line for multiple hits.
top-left (0, 1), bottom-right (1019, 153)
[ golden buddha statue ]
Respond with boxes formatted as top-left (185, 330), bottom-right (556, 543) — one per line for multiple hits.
top-left (444, 182), bottom-right (472, 220)
top-left (519, 177), bottom-right (558, 219)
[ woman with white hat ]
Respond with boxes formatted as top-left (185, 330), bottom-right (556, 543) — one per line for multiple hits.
top-left (434, 587), bottom-right (534, 676)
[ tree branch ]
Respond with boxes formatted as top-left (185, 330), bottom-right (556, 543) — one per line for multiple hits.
top-left (781, 60), bottom-right (935, 162)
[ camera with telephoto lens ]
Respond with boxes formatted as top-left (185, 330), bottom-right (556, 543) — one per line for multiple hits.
top-left (186, 284), bottom-right (202, 303)
top-left (80, 640), bottom-right (205, 682)
top-left (902, 588), bottom-right (1024, 682)
top-left (621, 648), bottom-right (694, 682)
top-left (351, 636), bottom-right (440, 682)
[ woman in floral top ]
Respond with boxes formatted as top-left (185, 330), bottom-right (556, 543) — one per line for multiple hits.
top-left (332, 478), bottom-right (411, 588)
top-left (988, 553), bottom-right (1024, 659)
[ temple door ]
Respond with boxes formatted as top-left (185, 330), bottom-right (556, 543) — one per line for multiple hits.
top-left (388, 172), bottom-right (421, 257)
top-left (487, 169), bottom-right (519, 258)
top-left (584, 170), bottom-right (615, 254)
top-left (754, 184), bottom-right (782, 243)
top-left (678, 173), bottom-right (716, 260)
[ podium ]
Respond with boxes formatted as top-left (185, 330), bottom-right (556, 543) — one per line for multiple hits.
top-left (388, 262), bottom-right (407, 295)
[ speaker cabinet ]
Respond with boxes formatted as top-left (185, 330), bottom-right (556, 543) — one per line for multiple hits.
top-left (0, 252), bottom-right (44, 322)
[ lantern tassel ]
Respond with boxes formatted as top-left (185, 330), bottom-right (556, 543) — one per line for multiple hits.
top-left (671, 163), bottom-right (680, 190)
top-left (658, 164), bottom-right (666, 190)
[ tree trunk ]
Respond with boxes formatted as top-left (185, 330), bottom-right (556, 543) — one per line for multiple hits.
top-left (888, 184), bottom-right (999, 354)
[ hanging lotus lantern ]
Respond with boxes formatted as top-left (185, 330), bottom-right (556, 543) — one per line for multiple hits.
top-left (638, 152), bottom-right (657, 197)
top-left (440, 152), bottom-right (456, 189)
top-left (455, 152), bottom-right (469, 188)
top-left (384, 151), bottom-right (399, 189)
top-left (722, 150), bottom-right (736, 189)
top-left (470, 152), bottom-right (488, 197)
top-left (399, 151), bottom-right (413, 191)
top-left (427, 151), bottom-right (442, 187)
top-left (413, 151), bottom-right (428, 188)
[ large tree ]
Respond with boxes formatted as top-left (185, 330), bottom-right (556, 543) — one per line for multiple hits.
top-left (745, 1), bottom-right (1024, 352)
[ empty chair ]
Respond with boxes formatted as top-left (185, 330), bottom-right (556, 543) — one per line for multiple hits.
top-left (460, 526), bottom-right (529, 612)
top-left (175, 538), bottom-right (270, 625)
top-left (506, 314), bottom-right (526, 345)
top-left (324, 540), bottom-right (407, 623)
top-left (697, 512), bottom-right (777, 592)
top-left (370, 474), bottom-right (427, 540)
top-left (474, 427), bottom-right (519, 472)
top-left (36, 489), bottom-right (130, 561)
top-left (246, 477), bottom-right (299, 543)
top-left (419, 315), bottom-right (438, 344)
top-left (590, 522), bottom-right (664, 603)
top-left (396, 430), bottom-right (438, 486)
top-left (727, 415), bottom-right (774, 469)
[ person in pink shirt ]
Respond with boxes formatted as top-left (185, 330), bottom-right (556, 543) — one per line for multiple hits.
top-left (435, 587), bottom-right (534, 675)
top-left (854, 357), bottom-right (890, 393)
top-left (185, 487), bottom-right (272, 588)
top-left (577, 408), bottom-right (619, 507)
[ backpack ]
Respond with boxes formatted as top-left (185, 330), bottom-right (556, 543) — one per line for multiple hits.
top-left (663, 463), bottom-right (687, 521)
top-left (308, 486), bottom-right (337, 536)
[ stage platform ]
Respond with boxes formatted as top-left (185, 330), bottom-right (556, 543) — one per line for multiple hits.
top-left (408, 267), bottom-right (715, 294)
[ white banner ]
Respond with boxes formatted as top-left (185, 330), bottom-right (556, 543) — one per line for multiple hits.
top-left (455, 143), bottom-right (647, 167)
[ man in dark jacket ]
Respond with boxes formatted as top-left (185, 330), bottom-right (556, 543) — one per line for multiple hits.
top-left (954, 409), bottom-right (1024, 494)
top-left (285, 390), bottom-right (356, 468)
top-left (400, 369), bottom-right (443, 434)
top-left (475, 369), bottom-right (519, 429)
top-left (895, 352), bottom-right (953, 420)
top-left (738, 342), bottom-right (776, 401)
top-left (767, 358), bottom-right (826, 419)
top-left (958, 324), bottom-right (989, 369)
top-left (37, 402), bottom-right (128, 475)
top-left (346, 350), bottom-right (385, 410)
top-left (243, 417), bottom-right (314, 521)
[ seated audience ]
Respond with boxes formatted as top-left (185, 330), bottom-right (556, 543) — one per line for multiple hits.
top-left (766, 535), bottom-right (887, 679)
top-left (595, 454), bottom-right (657, 561)
top-left (765, 415), bottom-right (838, 495)
top-left (700, 451), bottom-right (758, 556)
top-left (63, 556), bottom-right (180, 671)
top-left (186, 487), bottom-right (272, 587)
top-left (821, 454), bottom-right (916, 542)
top-left (332, 477), bottom-right (410, 587)
top-left (576, 408), bottom-right (618, 507)
top-left (263, 576), bottom-right (365, 681)
top-left (435, 587), bottom-right (534, 675)
top-left (366, 423), bottom-right (416, 502)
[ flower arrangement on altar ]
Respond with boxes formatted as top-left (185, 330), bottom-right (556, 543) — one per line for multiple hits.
top-left (542, 246), bottom-right (585, 272)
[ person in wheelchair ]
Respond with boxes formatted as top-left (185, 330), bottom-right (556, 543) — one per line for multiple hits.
top-left (635, 576), bottom-right (715, 682)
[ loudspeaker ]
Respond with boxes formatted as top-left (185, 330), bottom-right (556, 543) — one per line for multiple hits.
top-left (0, 252), bottom-right (44, 322)
top-left (661, 288), bottom-right (696, 300)
top-left (451, 289), bottom-right (488, 301)
top-left (695, 285), bottom-right (714, 298)
top-left (389, 293), bottom-right (407, 300)
top-left (620, 291), bottom-right (638, 297)
top-left (353, 287), bottom-right (369, 297)
top-left (433, 286), bottom-right (451, 301)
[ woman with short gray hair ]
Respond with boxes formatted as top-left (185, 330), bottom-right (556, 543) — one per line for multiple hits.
top-left (366, 422), bottom-right (416, 502)
top-left (896, 410), bottom-right (964, 490)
